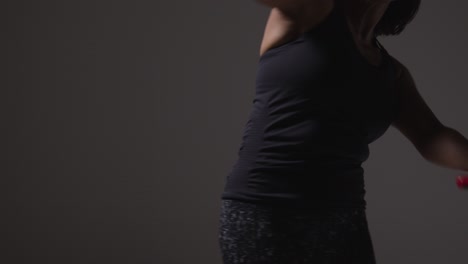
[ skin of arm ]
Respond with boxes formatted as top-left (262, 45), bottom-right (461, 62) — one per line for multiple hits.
top-left (390, 56), bottom-right (468, 173)
top-left (257, 1), bottom-right (334, 56)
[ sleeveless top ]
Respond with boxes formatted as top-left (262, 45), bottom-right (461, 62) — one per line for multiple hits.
top-left (220, 4), bottom-right (400, 209)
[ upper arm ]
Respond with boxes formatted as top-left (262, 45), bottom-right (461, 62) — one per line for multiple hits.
top-left (390, 56), bottom-right (445, 151)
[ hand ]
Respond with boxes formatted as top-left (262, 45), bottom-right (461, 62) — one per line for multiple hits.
top-left (456, 175), bottom-right (468, 189)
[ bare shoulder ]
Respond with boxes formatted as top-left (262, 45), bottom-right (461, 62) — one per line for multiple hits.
top-left (258, 0), bottom-right (335, 56)
top-left (387, 54), bottom-right (419, 93)
top-left (387, 54), bottom-right (419, 104)
top-left (388, 54), bottom-right (444, 149)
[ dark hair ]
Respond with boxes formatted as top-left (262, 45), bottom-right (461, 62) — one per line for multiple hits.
top-left (374, 0), bottom-right (421, 37)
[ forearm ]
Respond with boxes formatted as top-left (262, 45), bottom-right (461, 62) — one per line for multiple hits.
top-left (420, 126), bottom-right (468, 173)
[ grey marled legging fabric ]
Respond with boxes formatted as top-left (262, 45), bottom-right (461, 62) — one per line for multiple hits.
top-left (218, 199), bottom-right (377, 264)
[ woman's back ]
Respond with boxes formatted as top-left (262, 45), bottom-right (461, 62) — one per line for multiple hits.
top-left (220, 3), bottom-right (399, 209)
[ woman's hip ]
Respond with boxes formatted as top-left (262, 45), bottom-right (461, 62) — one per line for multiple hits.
top-left (218, 199), bottom-right (377, 264)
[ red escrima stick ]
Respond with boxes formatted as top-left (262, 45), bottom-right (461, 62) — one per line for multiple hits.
top-left (456, 176), bottom-right (468, 189)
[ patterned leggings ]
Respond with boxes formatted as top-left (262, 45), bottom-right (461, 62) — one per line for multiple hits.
top-left (218, 199), bottom-right (377, 264)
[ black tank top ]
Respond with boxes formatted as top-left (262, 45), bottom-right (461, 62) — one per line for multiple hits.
top-left (221, 5), bottom-right (399, 209)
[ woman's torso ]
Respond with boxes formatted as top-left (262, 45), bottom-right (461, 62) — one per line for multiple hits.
top-left (221, 3), bottom-right (399, 209)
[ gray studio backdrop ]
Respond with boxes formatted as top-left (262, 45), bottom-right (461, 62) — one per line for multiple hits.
top-left (5, 0), bottom-right (468, 263)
